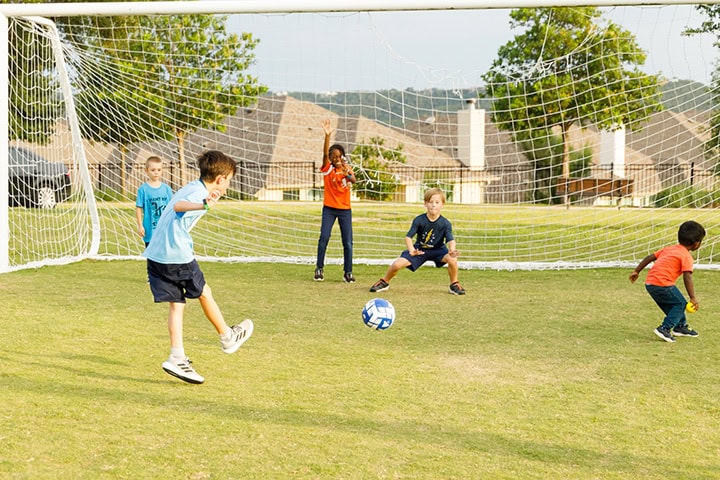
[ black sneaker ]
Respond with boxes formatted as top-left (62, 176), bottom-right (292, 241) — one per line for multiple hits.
top-left (654, 327), bottom-right (676, 343)
top-left (314, 268), bottom-right (324, 282)
top-left (369, 278), bottom-right (389, 293)
top-left (343, 272), bottom-right (356, 283)
top-left (673, 325), bottom-right (699, 337)
top-left (449, 282), bottom-right (466, 295)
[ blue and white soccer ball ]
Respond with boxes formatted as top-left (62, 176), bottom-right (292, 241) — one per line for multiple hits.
top-left (362, 298), bottom-right (395, 331)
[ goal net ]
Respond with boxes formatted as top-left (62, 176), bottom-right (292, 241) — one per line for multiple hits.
top-left (2, 2), bottom-right (720, 272)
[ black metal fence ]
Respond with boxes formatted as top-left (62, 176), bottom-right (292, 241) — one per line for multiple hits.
top-left (80, 160), bottom-right (717, 205)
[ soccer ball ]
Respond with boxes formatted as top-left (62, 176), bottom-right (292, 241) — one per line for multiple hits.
top-left (362, 298), bottom-right (395, 331)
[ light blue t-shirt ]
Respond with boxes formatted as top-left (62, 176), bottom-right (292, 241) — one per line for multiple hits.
top-left (136, 182), bottom-right (173, 244)
top-left (143, 180), bottom-right (208, 264)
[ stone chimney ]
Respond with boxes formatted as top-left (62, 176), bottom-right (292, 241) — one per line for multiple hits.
top-left (457, 98), bottom-right (485, 170)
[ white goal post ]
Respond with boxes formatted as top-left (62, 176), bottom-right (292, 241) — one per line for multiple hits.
top-left (2, 0), bottom-right (720, 272)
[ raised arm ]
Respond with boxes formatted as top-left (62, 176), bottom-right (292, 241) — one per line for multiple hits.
top-left (321, 119), bottom-right (334, 168)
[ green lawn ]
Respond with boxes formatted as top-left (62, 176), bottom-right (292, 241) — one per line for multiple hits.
top-left (2, 261), bottom-right (720, 479)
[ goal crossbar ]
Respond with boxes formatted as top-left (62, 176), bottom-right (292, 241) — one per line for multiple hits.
top-left (0, 0), bottom-right (716, 18)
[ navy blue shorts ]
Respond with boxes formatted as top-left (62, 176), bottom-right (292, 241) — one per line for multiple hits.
top-left (400, 246), bottom-right (449, 272)
top-left (147, 259), bottom-right (206, 303)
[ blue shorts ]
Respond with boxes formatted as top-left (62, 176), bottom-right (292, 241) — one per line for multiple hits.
top-left (400, 246), bottom-right (449, 272)
top-left (147, 259), bottom-right (206, 303)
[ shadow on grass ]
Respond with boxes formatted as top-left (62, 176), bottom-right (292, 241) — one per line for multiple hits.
top-left (2, 350), bottom-right (718, 478)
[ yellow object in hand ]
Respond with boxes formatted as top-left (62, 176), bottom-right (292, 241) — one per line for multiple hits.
top-left (686, 302), bottom-right (697, 313)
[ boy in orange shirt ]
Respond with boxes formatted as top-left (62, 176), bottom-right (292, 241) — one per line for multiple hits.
top-left (314, 119), bottom-right (356, 283)
top-left (629, 220), bottom-right (706, 343)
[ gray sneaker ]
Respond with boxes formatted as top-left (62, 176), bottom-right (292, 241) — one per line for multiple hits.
top-left (162, 357), bottom-right (205, 384)
top-left (221, 319), bottom-right (254, 354)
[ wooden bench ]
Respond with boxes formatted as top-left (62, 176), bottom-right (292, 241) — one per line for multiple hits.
top-left (556, 178), bottom-right (633, 197)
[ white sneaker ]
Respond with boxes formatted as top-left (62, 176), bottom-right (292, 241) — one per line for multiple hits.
top-left (162, 356), bottom-right (205, 384)
top-left (220, 319), bottom-right (254, 354)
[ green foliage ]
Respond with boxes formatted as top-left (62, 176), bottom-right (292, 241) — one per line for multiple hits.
top-left (482, 7), bottom-right (662, 181)
top-left (8, 20), bottom-right (61, 144)
top-left (64, 14), bottom-right (267, 157)
top-left (570, 144), bottom-right (593, 178)
top-left (224, 188), bottom-right (256, 201)
top-left (519, 132), bottom-right (592, 203)
top-left (686, 5), bottom-right (720, 43)
top-left (685, 7), bottom-right (720, 170)
top-left (519, 132), bottom-right (562, 203)
top-left (352, 137), bottom-right (406, 201)
top-left (651, 184), bottom-right (720, 208)
top-left (422, 170), bottom-right (454, 202)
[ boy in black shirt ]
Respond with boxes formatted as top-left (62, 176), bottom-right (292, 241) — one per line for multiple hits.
top-left (370, 188), bottom-right (466, 295)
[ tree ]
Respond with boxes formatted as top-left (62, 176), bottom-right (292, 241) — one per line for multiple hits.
top-left (519, 131), bottom-right (592, 203)
top-left (8, 20), bottom-right (61, 144)
top-left (684, 5), bottom-right (720, 40)
top-left (64, 14), bottom-right (267, 188)
top-left (351, 137), bottom-right (406, 201)
top-left (482, 7), bottom-right (662, 201)
top-left (685, 6), bottom-right (720, 170)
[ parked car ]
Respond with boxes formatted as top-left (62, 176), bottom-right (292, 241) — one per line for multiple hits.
top-left (8, 146), bottom-right (72, 208)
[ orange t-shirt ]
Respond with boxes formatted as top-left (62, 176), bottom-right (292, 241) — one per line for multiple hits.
top-left (645, 244), bottom-right (694, 287)
top-left (321, 163), bottom-right (352, 210)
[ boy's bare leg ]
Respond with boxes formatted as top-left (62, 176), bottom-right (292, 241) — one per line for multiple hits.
top-left (168, 302), bottom-right (185, 349)
top-left (444, 255), bottom-right (459, 284)
top-left (383, 257), bottom-right (411, 282)
top-left (198, 284), bottom-right (230, 335)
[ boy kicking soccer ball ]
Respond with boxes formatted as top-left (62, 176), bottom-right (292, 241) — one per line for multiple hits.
top-left (629, 220), bottom-right (705, 343)
top-left (144, 150), bottom-right (253, 384)
top-left (370, 188), bottom-right (465, 295)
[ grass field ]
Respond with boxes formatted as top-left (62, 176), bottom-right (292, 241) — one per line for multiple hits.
top-left (2, 261), bottom-right (720, 479)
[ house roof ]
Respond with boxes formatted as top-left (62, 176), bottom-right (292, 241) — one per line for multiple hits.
top-left (181, 95), bottom-right (459, 169)
top-left (399, 111), bottom-right (529, 168)
top-left (19, 94), bottom-right (715, 195)
top-left (625, 109), bottom-right (712, 168)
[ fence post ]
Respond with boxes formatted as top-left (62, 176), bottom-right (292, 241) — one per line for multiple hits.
top-left (690, 162), bottom-right (695, 187)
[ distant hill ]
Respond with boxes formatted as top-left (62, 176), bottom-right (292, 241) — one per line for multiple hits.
top-left (280, 79), bottom-right (713, 127)
top-left (285, 88), bottom-right (490, 127)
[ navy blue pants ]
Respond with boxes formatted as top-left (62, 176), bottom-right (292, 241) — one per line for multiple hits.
top-left (316, 205), bottom-right (353, 274)
top-left (645, 284), bottom-right (688, 330)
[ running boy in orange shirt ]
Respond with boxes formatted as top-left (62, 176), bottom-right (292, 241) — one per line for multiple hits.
top-left (629, 220), bottom-right (705, 343)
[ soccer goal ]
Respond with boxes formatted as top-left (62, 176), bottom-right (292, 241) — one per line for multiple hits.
top-left (1, 0), bottom-right (719, 273)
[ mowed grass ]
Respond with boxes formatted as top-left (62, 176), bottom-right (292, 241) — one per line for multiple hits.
top-left (23, 201), bottom-right (719, 264)
top-left (2, 261), bottom-right (720, 479)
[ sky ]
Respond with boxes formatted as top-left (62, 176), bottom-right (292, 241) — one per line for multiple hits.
top-left (229, 5), bottom-right (717, 93)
